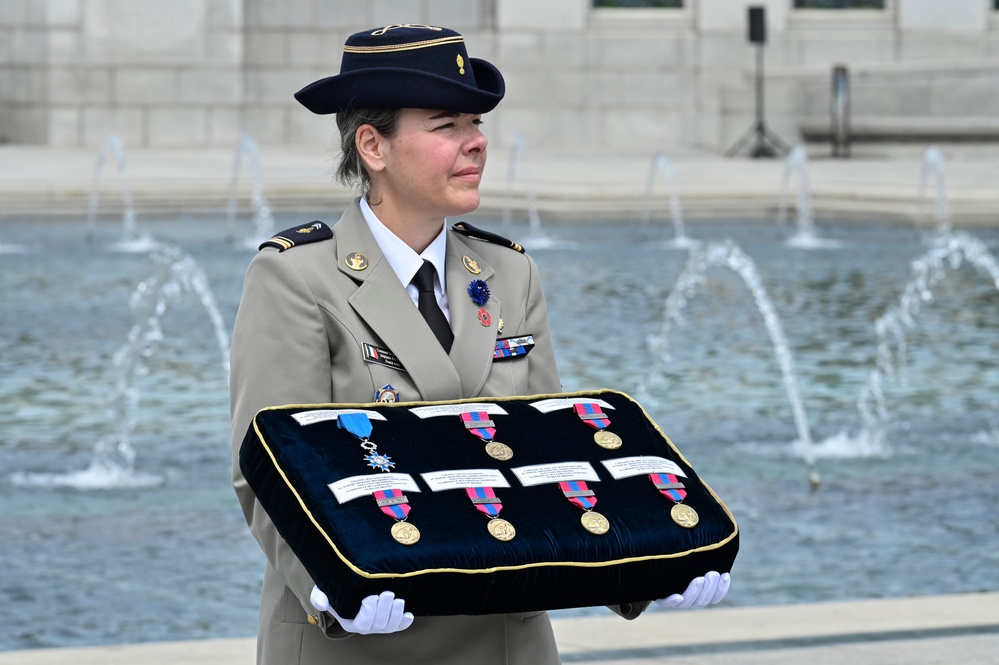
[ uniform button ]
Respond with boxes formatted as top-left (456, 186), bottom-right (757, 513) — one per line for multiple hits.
top-left (307, 613), bottom-right (319, 625)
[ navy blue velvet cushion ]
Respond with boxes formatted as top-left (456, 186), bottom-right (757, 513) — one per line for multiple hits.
top-left (239, 390), bottom-right (738, 617)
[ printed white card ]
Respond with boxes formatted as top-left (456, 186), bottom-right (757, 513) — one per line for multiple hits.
top-left (510, 461), bottom-right (600, 487)
top-left (601, 456), bottom-right (686, 480)
top-left (420, 469), bottom-right (511, 492)
top-left (527, 398), bottom-right (616, 414)
top-left (408, 403), bottom-right (509, 419)
top-left (292, 408), bottom-right (388, 426)
top-left (328, 473), bottom-right (420, 504)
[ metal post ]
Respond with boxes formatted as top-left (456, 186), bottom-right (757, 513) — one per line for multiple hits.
top-left (751, 44), bottom-right (773, 157)
top-left (831, 65), bottom-right (850, 158)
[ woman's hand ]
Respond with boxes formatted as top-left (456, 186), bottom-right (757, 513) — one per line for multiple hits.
top-left (654, 571), bottom-right (730, 609)
top-left (311, 586), bottom-right (414, 634)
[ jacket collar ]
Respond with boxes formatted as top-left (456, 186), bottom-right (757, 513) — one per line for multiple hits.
top-left (334, 200), bottom-right (500, 400)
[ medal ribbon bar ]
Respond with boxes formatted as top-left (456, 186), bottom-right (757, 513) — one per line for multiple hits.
top-left (559, 480), bottom-right (597, 511)
top-left (461, 411), bottom-right (496, 441)
top-left (573, 402), bottom-right (611, 430)
top-left (465, 486), bottom-right (502, 518)
top-left (650, 473), bottom-right (686, 502)
top-left (338, 412), bottom-right (374, 439)
top-left (373, 488), bottom-right (411, 520)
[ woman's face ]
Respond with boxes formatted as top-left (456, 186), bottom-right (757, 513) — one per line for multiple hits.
top-left (372, 108), bottom-right (487, 224)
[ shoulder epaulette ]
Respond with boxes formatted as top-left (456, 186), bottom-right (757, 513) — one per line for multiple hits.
top-left (451, 221), bottom-right (525, 253)
top-left (258, 221), bottom-right (333, 251)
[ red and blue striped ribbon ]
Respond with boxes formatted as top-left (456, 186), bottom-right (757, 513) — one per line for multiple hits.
top-left (465, 486), bottom-right (502, 518)
top-left (559, 480), bottom-right (597, 511)
top-left (573, 402), bottom-right (611, 430)
top-left (372, 488), bottom-right (410, 520)
top-left (650, 473), bottom-right (686, 502)
top-left (460, 411), bottom-right (496, 442)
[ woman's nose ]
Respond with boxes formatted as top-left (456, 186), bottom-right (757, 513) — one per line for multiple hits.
top-left (465, 126), bottom-right (487, 154)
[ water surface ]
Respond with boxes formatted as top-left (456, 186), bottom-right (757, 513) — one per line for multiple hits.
top-left (2, 215), bottom-right (997, 650)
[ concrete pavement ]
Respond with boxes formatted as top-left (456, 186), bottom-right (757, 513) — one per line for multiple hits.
top-left (1, 142), bottom-right (998, 224)
top-left (0, 592), bottom-right (996, 664)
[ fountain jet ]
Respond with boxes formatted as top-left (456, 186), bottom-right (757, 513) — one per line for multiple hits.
top-left (501, 133), bottom-right (542, 235)
top-left (857, 231), bottom-right (999, 445)
top-left (638, 239), bottom-right (820, 489)
top-left (640, 152), bottom-right (697, 249)
top-left (11, 246), bottom-right (231, 490)
top-left (84, 133), bottom-right (155, 252)
top-left (777, 145), bottom-right (839, 249)
top-left (226, 132), bottom-right (276, 249)
top-left (918, 145), bottom-right (952, 235)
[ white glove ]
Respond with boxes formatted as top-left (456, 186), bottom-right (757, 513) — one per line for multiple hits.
top-left (654, 571), bottom-right (730, 609)
top-left (310, 586), bottom-right (414, 635)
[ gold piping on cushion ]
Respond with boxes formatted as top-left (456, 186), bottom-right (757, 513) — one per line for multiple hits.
top-left (251, 389), bottom-right (738, 580)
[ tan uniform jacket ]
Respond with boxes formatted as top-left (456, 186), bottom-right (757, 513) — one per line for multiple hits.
top-left (230, 200), bottom-right (645, 664)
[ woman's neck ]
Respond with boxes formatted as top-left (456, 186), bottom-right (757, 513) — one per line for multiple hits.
top-left (365, 195), bottom-right (444, 254)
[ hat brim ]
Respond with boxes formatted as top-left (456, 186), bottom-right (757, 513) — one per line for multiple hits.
top-left (295, 58), bottom-right (504, 115)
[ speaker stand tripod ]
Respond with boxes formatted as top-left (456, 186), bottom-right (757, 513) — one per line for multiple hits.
top-left (725, 44), bottom-right (789, 158)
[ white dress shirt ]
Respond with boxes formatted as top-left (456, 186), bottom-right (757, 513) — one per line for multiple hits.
top-left (359, 197), bottom-right (451, 323)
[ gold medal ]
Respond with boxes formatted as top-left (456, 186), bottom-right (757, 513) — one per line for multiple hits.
top-left (390, 521), bottom-right (421, 545)
top-left (487, 517), bottom-right (516, 542)
top-left (593, 430), bottom-right (622, 449)
top-left (670, 503), bottom-right (699, 529)
top-left (580, 510), bottom-right (610, 535)
top-left (484, 441), bottom-right (514, 461)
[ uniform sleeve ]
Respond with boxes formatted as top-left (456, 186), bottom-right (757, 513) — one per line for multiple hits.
top-left (522, 253), bottom-right (561, 394)
top-left (229, 249), bottom-right (348, 638)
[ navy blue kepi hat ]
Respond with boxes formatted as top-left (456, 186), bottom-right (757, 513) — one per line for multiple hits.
top-left (295, 25), bottom-right (504, 115)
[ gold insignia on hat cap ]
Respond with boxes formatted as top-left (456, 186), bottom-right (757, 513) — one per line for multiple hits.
top-left (457, 54), bottom-right (465, 75)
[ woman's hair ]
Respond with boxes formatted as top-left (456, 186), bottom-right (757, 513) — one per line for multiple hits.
top-left (334, 107), bottom-right (403, 192)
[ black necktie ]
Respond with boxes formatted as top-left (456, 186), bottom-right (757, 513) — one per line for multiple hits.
top-left (411, 260), bottom-right (453, 353)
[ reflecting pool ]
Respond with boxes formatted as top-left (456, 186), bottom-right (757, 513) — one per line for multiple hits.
top-left (2, 215), bottom-right (998, 650)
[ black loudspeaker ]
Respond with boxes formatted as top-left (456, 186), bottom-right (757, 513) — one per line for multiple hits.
top-left (748, 6), bottom-right (766, 44)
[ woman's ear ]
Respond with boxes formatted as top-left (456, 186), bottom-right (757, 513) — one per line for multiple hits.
top-left (356, 124), bottom-right (386, 174)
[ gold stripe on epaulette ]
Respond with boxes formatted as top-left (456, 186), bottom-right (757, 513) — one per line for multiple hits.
top-left (344, 36), bottom-right (464, 54)
top-left (273, 237), bottom-right (292, 250)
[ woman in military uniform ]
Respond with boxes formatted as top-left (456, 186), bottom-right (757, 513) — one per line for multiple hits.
top-left (229, 24), bottom-right (728, 665)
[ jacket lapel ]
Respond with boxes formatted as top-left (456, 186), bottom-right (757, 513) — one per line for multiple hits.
top-left (446, 233), bottom-right (500, 397)
top-left (335, 202), bottom-right (463, 401)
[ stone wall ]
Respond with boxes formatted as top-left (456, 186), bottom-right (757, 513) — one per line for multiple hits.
top-left (0, 0), bottom-right (245, 147)
top-left (2, 0), bottom-right (998, 153)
